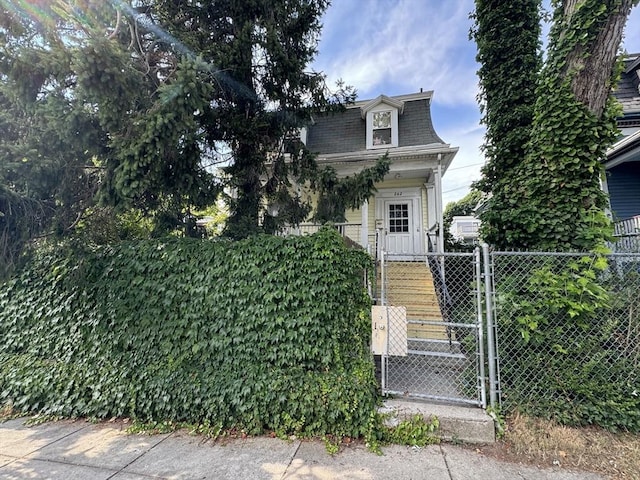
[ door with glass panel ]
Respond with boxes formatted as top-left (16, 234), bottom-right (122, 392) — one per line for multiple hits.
top-left (385, 201), bottom-right (413, 254)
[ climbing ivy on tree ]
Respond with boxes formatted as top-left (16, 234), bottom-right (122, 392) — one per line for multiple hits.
top-left (473, 0), bottom-right (638, 251)
top-left (471, 0), bottom-right (542, 249)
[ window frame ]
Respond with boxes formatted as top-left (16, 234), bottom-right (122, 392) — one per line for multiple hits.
top-left (366, 105), bottom-right (399, 149)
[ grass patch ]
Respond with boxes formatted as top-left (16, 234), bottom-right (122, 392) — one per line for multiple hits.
top-left (478, 412), bottom-right (640, 479)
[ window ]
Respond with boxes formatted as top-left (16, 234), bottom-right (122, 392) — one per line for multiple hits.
top-left (388, 203), bottom-right (409, 233)
top-left (365, 106), bottom-right (399, 149)
top-left (361, 95), bottom-right (403, 149)
top-left (372, 111), bottom-right (392, 146)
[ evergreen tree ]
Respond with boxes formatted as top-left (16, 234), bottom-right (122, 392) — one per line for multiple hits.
top-left (153, 0), bottom-right (383, 238)
top-left (1, 0), bottom-right (388, 252)
top-left (0, 3), bottom-right (106, 275)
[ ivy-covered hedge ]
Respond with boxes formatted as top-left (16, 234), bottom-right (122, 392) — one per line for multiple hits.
top-left (0, 228), bottom-right (379, 437)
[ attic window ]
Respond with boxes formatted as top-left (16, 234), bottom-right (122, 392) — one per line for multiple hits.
top-left (367, 108), bottom-right (399, 149)
top-left (372, 111), bottom-right (392, 145)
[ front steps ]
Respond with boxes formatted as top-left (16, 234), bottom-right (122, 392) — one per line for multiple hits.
top-left (380, 399), bottom-right (496, 444)
top-left (378, 261), bottom-right (448, 340)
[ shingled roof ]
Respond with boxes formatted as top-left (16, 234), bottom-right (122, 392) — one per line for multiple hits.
top-left (614, 53), bottom-right (640, 128)
top-left (305, 91), bottom-right (445, 155)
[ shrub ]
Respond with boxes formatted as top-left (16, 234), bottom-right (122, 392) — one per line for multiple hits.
top-left (0, 228), bottom-right (379, 438)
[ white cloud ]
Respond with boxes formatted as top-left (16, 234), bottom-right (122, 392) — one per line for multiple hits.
top-left (315, 0), bottom-right (478, 105)
top-left (440, 122), bottom-right (485, 206)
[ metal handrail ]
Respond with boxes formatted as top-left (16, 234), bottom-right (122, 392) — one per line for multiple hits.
top-left (426, 234), bottom-right (454, 347)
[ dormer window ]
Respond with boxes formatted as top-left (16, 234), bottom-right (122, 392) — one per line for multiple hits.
top-left (361, 95), bottom-right (404, 150)
top-left (372, 111), bottom-right (392, 146)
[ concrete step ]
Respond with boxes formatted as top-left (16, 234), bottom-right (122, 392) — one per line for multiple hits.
top-left (380, 399), bottom-right (495, 444)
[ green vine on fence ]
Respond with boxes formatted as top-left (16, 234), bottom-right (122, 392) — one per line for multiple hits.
top-left (0, 228), bottom-right (380, 440)
top-left (497, 252), bottom-right (640, 431)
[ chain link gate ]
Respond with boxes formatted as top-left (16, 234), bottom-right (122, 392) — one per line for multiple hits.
top-left (373, 248), bottom-right (487, 407)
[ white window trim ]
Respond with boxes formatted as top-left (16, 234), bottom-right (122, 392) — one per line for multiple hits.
top-left (366, 105), bottom-right (399, 149)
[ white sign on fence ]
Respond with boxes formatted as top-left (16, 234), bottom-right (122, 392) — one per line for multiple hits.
top-left (371, 306), bottom-right (408, 356)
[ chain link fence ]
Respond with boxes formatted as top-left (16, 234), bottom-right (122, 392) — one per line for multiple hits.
top-left (372, 246), bottom-right (640, 427)
top-left (377, 252), bottom-right (485, 406)
top-left (491, 251), bottom-right (640, 427)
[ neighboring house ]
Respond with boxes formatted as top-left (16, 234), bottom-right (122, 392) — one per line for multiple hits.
top-left (295, 90), bottom-right (458, 256)
top-left (449, 215), bottom-right (481, 244)
top-left (604, 53), bottom-right (640, 249)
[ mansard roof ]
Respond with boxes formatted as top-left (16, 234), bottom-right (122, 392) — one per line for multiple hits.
top-left (614, 53), bottom-right (640, 128)
top-left (305, 91), bottom-right (446, 156)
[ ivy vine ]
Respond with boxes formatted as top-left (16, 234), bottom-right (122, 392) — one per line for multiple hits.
top-left (0, 228), bottom-right (379, 439)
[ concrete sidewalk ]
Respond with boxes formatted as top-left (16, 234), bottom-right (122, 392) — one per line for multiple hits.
top-left (0, 418), bottom-right (603, 480)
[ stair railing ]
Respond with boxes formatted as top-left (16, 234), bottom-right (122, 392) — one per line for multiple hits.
top-left (426, 234), bottom-right (454, 348)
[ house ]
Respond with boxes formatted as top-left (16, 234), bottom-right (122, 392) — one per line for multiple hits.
top-left (449, 215), bottom-right (481, 244)
top-left (296, 90), bottom-right (458, 256)
top-left (604, 53), bottom-right (640, 249)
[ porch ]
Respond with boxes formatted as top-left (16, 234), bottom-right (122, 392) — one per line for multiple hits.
top-left (612, 215), bottom-right (640, 252)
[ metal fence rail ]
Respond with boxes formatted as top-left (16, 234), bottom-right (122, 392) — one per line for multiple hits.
top-left (373, 239), bottom-right (639, 418)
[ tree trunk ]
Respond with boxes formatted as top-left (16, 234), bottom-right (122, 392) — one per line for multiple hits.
top-left (564, 0), bottom-right (635, 118)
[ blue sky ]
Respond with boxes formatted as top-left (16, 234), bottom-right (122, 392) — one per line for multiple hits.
top-left (312, 1), bottom-right (640, 206)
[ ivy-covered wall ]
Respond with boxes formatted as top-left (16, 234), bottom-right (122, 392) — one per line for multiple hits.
top-left (0, 228), bottom-right (379, 437)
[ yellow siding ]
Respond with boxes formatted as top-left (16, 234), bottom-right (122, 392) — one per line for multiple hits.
top-left (368, 198), bottom-right (376, 229)
top-left (299, 177), bottom-right (429, 239)
top-left (344, 208), bottom-right (361, 224)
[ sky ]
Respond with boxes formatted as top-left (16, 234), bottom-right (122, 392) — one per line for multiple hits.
top-left (312, 0), bottom-right (640, 207)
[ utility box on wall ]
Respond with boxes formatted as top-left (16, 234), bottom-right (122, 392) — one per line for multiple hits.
top-left (371, 306), bottom-right (408, 356)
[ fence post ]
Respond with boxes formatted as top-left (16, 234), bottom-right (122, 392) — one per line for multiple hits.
top-left (380, 250), bottom-right (387, 392)
top-left (475, 247), bottom-right (487, 409)
top-left (380, 250), bottom-right (386, 306)
top-left (482, 243), bottom-right (498, 408)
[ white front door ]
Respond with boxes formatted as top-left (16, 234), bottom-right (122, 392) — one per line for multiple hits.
top-left (375, 188), bottom-right (424, 256)
top-left (385, 200), bottom-right (413, 254)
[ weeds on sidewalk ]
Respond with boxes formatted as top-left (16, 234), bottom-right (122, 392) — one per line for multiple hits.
top-left (478, 413), bottom-right (640, 479)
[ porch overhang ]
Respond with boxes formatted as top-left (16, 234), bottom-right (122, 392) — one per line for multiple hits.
top-left (315, 144), bottom-right (459, 180)
top-left (605, 129), bottom-right (640, 169)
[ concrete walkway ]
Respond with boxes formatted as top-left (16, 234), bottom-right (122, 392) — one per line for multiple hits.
top-left (0, 418), bottom-right (603, 480)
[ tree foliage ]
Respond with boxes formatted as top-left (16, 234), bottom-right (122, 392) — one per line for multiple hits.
top-left (473, 0), bottom-right (637, 251)
top-left (0, 0), bottom-right (389, 274)
top-left (0, 3), bottom-right (106, 276)
top-left (313, 154), bottom-right (390, 224)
